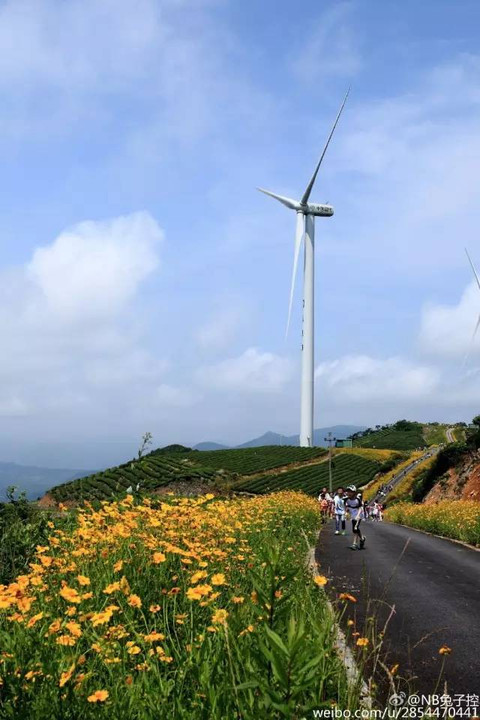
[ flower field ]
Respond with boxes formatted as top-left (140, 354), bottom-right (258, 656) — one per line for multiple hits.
top-left (0, 492), bottom-right (354, 719)
top-left (385, 500), bottom-right (480, 546)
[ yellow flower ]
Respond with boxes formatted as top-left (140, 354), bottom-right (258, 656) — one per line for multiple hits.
top-left (127, 594), bottom-right (142, 608)
top-left (59, 587), bottom-right (81, 604)
top-left (212, 609), bottom-right (228, 625)
top-left (190, 570), bottom-right (208, 584)
top-left (186, 584), bottom-right (212, 601)
top-left (113, 560), bottom-right (123, 572)
top-left (211, 573), bottom-right (226, 586)
top-left (103, 582), bottom-right (121, 595)
top-left (143, 632), bottom-right (165, 642)
top-left (314, 575), bottom-right (328, 587)
top-left (87, 690), bottom-right (109, 703)
top-left (439, 645), bottom-right (452, 655)
top-left (356, 637), bottom-right (369, 647)
top-left (56, 635), bottom-right (76, 646)
top-left (232, 596), bottom-right (244, 604)
top-left (153, 552), bottom-right (166, 564)
top-left (149, 604), bottom-right (161, 613)
top-left (77, 575), bottom-right (90, 586)
top-left (127, 645), bottom-right (141, 655)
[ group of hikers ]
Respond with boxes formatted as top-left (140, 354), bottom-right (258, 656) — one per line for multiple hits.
top-left (318, 486), bottom-right (386, 551)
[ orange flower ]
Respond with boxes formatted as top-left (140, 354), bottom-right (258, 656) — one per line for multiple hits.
top-left (356, 637), bottom-right (369, 647)
top-left (27, 612), bottom-right (44, 628)
top-left (149, 604), bottom-right (161, 613)
top-left (127, 645), bottom-right (141, 655)
top-left (59, 663), bottom-right (75, 688)
top-left (127, 594), bottom-right (142, 608)
top-left (87, 690), bottom-right (109, 703)
top-left (56, 635), bottom-right (76, 646)
top-left (77, 575), bottom-right (90, 586)
top-left (59, 587), bottom-right (81, 604)
top-left (103, 582), bottom-right (121, 595)
top-left (339, 593), bottom-right (357, 603)
top-left (113, 560), bottom-right (123, 572)
top-left (313, 575), bottom-right (328, 587)
top-left (153, 552), bottom-right (166, 564)
top-left (439, 645), bottom-right (452, 655)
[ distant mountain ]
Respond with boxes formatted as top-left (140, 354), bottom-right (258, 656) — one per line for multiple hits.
top-left (194, 442), bottom-right (230, 451)
top-left (0, 462), bottom-right (94, 501)
top-left (232, 425), bottom-right (367, 449)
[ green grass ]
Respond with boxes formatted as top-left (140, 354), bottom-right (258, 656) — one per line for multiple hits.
top-left (423, 425), bottom-right (447, 446)
top-left (234, 453), bottom-right (381, 495)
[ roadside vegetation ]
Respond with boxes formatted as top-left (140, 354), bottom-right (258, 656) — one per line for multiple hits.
top-left (385, 500), bottom-right (480, 546)
top-left (0, 491), bottom-right (364, 719)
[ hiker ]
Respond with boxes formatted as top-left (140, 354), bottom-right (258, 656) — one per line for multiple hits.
top-left (318, 491), bottom-right (329, 523)
top-left (319, 487), bottom-right (333, 518)
top-left (333, 487), bottom-right (346, 535)
top-left (371, 501), bottom-right (379, 521)
top-left (345, 485), bottom-right (366, 550)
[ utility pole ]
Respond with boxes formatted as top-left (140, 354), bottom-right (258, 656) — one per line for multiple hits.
top-left (324, 431), bottom-right (337, 495)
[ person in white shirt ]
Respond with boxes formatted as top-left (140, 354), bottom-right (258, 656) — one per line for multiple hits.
top-left (333, 487), bottom-right (346, 536)
top-left (318, 486), bottom-right (333, 518)
top-left (345, 485), bottom-right (366, 550)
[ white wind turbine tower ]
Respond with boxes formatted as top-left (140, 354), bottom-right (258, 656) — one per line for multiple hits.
top-left (258, 92), bottom-right (349, 448)
top-left (464, 248), bottom-right (480, 366)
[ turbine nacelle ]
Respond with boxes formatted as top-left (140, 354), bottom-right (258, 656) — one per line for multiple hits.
top-left (304, 203), bottom-right (334, 217)
top-left (256, 188), bottom-right (334, 216)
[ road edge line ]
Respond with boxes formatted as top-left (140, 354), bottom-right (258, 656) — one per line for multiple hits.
top-left (306, 547), bottom-right (372, 709)
top-left (386, 521), bottom-right (480, 552)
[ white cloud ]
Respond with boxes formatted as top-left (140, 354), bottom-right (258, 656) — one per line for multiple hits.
top-left (197, 348), bottom-right (293, 393)
top-left (0, 212), bottom-right (165, 424)
top-left (27, 212), bottom-right (161, 322)
top-left (315, 355), bottom-right (440, 404)
top-left (419, 280), bottom-right (480, 359)
top-left (291, 2), bottom-right (362, 82)
top-left (195, 306), bottom-right (246, 352)
top-left (156, 384), bottom-right (201, 408)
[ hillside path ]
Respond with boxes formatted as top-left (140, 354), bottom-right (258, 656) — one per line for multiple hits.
top-left (373, 449), bottom-right (438, 503)
top-left (446, 427), bottom-right (455, 443)
top-left (315, 521), bottom-right (480, 697)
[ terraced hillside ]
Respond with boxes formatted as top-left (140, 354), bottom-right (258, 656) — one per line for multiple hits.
top-left (48, 446), bottom-right (328, 502)
top-left (353, 421), bottom-right (425, 450)
top-left (176, 445), bottom-right (327, 475)
top-left (234, 453), bottom-right (382, 496)
top-left (49, 454), bottom-right (218, 503)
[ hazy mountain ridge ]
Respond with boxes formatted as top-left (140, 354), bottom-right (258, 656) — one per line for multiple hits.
top-left (194, 425), bottom-right (366, 451)
top-left (0, 462), bottom-right (95, 501)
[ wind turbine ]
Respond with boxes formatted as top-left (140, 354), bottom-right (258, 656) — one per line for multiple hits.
top-left (464, 248), bottom-right (480, 366)
top-left (258, 92), bottom-right (349, 448)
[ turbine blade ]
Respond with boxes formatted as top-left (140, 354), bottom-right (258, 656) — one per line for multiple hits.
top-left (465, 248), bottom-right (480, 291)
top-left (463, 313), bottom-right (480, 367)
top-left (301, 88), bottom-right (350, 205)
top-left (286, 213), bottom-right (305, 337)
top-left (257, 187), bottom-right (300, 210)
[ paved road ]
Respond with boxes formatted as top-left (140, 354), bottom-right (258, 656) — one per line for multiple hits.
top-left (316, 521), bottom-right (480, 697)
top-left (446, 427), bottom-right (455, 443)
top-left (373, 449), bottom-right (438, 504)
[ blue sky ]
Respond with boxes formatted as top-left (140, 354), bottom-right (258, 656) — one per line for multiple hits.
top-left (1, 0), bottom-right (480, 468)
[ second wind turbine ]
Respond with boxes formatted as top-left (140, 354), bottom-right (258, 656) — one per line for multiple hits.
top-left (258, 92), bottom-right (348, 448)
